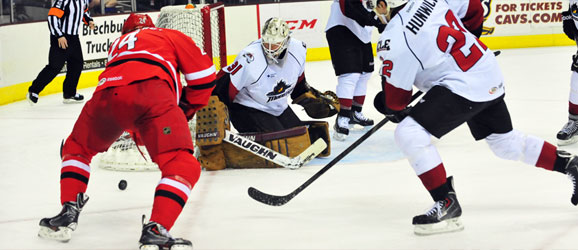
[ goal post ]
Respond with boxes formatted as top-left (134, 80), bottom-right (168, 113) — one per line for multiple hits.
top-left (94, 3), bottom-right (227, 171)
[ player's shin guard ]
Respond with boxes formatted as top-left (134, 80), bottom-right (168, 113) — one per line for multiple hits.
top-left (151, 150), bottom-right (201, 230)
top-left (60, 156), bottom-right (90, 204)
top-left (150, 177), bottom-right (192, 230)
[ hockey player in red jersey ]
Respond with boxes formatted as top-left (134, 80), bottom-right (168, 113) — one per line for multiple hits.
top-left (37, 13), bottom-right (215, 249)
top-left (374, 0), bottom-right (578, 236)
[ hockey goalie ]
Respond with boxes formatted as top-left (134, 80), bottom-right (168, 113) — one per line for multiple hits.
top-left (195, 17), bottom-right (339, 170)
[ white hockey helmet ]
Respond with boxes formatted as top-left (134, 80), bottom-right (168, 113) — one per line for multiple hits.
top-left (385, 0), bottom-right (408, 9)
top-left (261, 17), bottom-right (291, 63)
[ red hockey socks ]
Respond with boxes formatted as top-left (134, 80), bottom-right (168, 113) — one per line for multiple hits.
top-left (150, 177), bottom-right (191, 230)
top-left (60, 156), bottom-right (90, 204)
top-left (418, 164), bottom-right (448, 201)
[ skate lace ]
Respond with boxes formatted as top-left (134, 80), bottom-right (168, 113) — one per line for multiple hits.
top-left (424, 200), bottom-right (444, 217)
top-left (560, 120), bottom-right (578, 135)
top-left (354, 111), bottom-right (369, 122)
top-left (156, 223), bottom-right (172, 238)
top-left (337, 116), bottom-right (350, 128)
top-left (569, 172), bottom-right (577, 196)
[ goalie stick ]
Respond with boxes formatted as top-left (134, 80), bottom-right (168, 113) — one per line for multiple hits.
top-left (223, 130), bottom-right (327, 169)
top-left (248, 91), bottom-right (423, 206)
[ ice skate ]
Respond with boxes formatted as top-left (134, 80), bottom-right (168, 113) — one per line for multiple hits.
top-left (564, 155), bottom-right (578, 205)
top-left (412, 176), bottom-right (464, 235)
top-left (557, 119), bottom-right (578, 145)
top-left (333, 115), bottom-right (350, 141)
top-left (349, 111), bottom-right (374, 127)
top-left (63, 93), bottom-right (85, 104)
top-left (38, 193), bottom-right (88, 242)
top-left (139, 216), bottom-right (192, 250)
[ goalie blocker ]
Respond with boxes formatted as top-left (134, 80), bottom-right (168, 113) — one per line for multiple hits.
top-left (195, 96), bottom-right (330, 170)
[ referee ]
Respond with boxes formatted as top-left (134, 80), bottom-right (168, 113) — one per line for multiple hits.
top-left (27, 0), bottom-right (95, 105)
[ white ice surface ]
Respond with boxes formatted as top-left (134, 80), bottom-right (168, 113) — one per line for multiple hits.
top-left (2, 46), bottom-right (578, 249)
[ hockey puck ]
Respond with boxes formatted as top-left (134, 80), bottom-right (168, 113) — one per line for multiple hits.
top-left (118, 179), bottom-right (127, 190)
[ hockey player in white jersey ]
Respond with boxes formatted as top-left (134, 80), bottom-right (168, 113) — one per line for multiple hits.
top-left (199, 17), bottom-right (338, 170)
top-left (325, 0), bottom-right (388, 141)
top-left (213, 17), bottom-right (338, 133)
top-left (374, 0), bottom-right (578, 235)
top-left (558, 0), bottom-right (578, 145)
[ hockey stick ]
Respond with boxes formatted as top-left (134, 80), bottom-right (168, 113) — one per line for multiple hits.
top-left (223, 130), bottom-right (327, 169)
top-left (248, 91), bottom-right (423, 206)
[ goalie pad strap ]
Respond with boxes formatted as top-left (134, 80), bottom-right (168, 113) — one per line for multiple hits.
top-left (305, 121), bottom-right (331, 157)
top-left (239, 126), bottom-right (307, 143)
top-left (223, 126), bottom-right (312, 168)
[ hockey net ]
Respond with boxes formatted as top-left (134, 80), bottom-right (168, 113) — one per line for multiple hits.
top-left (94, 3), bottom-right (227, 172)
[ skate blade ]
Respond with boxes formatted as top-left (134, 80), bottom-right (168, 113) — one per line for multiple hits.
top-left (38, 226), bottom-right (72, 242)
top-left (349, 124), bottom-right (372, 132)
top-left (333, 132), bottom-right (347, 141)
top-left (139, 244), bottom-right (192, 250)
top-left (413, 217), bottom-right (464, 236)
top-left (557, 136), bottom-right (578, 146)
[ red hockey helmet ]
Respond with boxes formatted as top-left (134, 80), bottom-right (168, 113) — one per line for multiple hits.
top-left (122, 13), bottom-right (155, 34)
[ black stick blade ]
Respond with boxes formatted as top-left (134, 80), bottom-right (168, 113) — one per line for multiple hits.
top-left (247, 187), bottom-right (295, 206)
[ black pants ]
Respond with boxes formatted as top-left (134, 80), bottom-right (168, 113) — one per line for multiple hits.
top-left (326, 25), bottom-right (374, 76)
top-left (410, 86), bottom-right (513, 140)
top-left (229, 103), bottom-right (303, 133)
top-left (29, 35), bottom-right (83, 98)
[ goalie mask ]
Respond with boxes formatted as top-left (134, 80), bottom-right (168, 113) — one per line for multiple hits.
top-left (261, 17), bottom-right (291, 64)
top-left (122, 13), bottom-right (155, 34)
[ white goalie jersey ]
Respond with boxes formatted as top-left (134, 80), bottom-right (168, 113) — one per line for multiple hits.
top-left (222, 38), bottom-right (307, 116)
top-left (377, 0), bottom-right (503, 108)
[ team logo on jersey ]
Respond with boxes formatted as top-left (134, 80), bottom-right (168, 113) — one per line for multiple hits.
top-left (489, 82), bottom-right (503, 94)
top-left (266, 79), bottom-right (292, 102)
top-left (242, 52), bottom-right (254, 63)
top-left (377, 39), bottom-right (390, 52)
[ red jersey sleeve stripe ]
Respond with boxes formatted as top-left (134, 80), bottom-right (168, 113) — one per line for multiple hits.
top-left (184, 65), bottom-right (216, 81)
top-left (186, 74), bottom-right (216, 86)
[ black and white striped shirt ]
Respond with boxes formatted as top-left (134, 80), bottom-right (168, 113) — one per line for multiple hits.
top-left (47, 0), bottom-right (93, 37)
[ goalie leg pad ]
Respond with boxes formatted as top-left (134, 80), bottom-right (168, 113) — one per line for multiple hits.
top-left (195, 96), bottom-right (230, 147)
top-left (198, 145), bottom-right (227, 171)
top-left (223, 126), bottom-right (312, 168)
top-left (305, 121), bottom-right (331, 157)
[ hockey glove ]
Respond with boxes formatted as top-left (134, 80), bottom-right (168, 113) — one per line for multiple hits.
top-left (179, 89), bottom-right (201, 121)
top-left (293, 89), bottom-right (340, 119)
top-left (372, 13), bottom-right (386, 33)
top-left (179, 100), bottom-right (196, 121)
top-left (373, 91), bottom-right (411, 123)
top-left (572, 53), bottom-right (578, 73)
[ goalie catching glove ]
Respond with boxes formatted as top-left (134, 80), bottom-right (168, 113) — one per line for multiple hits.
top-left (292, 88), bottom-right (340, 119)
